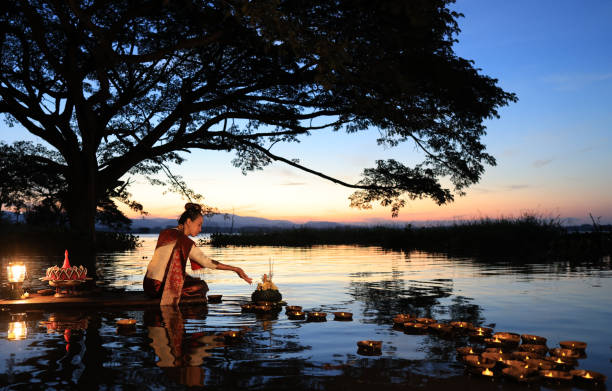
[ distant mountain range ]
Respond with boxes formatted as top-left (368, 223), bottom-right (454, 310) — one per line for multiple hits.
top-left (127, 213), bottom-right (608, 234)
top-left (129, 213), bottom-right (348, 232)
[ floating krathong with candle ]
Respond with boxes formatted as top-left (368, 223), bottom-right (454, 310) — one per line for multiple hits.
top-left (520, 334), bottom-right (547, 345)
top-left (570, 369), bottom-right (607, 386)
top-left (430, 323), bottom-right (453, 335)
top-left (450, 321), bottom-right (474, 331)
top-left (333, 312), bottom-right (353, 321)
top-left (524, 358), bottom-right (554, 370)
top-left (540, 369), bottom-right (573, 384)
top-left (456, 346), bottom-right (480, 357)
top-left (559, 340), bottom-right (587, 351)
top-left (492, 332), bottom-right (520, 347)
top-left (306, 311), bottom-right (327, 322)
top-left (545, 356), bottom-right (577, 371)
top-left (218, 330), bottom-right (243, 343)
top-left (285, 306), bottom-right (302, 313)
top-left (415, 317), bottom-right (435, 325)
top-left (287, 310), bottom-right (305, 320)
top-left (519, 343), bottom-right (548, 355)
top-left (403, 322), bottom-right (428, 334)
top-left (549, 347), bottom-right (582, 360)
top-left (512, 351), bottom-right (541, 361)
top-left (357, 340), bottom-right (382, 356)
top-left (392, 313), bottom-right (415, 326)
top-left (502, 366), bottom-right (539, 383)
top-left (251, 259), bottom-right (282, 302)
top-left (481, 351), bottom-right (512, 363)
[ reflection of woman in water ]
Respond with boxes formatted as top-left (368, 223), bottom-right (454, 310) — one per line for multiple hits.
top-left (143, 203), bottom-right (252, 306)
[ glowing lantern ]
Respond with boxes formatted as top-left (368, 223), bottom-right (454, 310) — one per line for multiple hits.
top-left (6, 262), bottom-right (27, 299)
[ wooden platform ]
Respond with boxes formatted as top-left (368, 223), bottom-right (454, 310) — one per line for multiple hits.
top-left (0, 291), bottom-right (208, 310)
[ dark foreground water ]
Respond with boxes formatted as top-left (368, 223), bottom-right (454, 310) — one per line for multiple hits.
top-left (1, 234), bottom-right (611, 390)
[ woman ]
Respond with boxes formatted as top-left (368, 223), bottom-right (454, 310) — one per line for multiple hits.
top-left (143, 203), bottom-right (252, 306)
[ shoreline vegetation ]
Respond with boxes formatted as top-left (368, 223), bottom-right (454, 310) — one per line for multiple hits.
top-left (209, 216), bottom-right (611, 261)
top-left (0, 222), bottom-right (140, 255)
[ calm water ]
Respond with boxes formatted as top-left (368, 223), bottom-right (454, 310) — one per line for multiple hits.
top-left (0, 234), bottom-right (611, 390)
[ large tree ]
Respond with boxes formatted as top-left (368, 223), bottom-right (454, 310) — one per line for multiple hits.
top-left (0, 0), bottom-right (516, 264)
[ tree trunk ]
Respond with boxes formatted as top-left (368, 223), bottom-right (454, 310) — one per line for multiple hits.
top-left (64, 155), bottom-right (98, 276)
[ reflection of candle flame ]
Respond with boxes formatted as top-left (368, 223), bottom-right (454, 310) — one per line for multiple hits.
top-left (584, 373), bottom-right (593, 379)
top-left (7, 321), bottom-right (27, 341)
top-left (482, 368), bottom-right (493, 376)
top-left (493, 337), bottom-right (501, 343)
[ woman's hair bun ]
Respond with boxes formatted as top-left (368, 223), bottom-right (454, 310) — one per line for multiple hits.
top-left (185, 203), bottom-right (202, 212)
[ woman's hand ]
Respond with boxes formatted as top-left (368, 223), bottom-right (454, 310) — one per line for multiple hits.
top-left (234, 267), bottom-right (252, 284)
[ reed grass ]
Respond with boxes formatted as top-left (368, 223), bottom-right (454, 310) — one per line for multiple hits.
top-left (210, 215), bottom-right (611, 259)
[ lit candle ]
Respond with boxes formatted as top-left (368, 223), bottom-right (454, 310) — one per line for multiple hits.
top-left (482, 368), bottom-right (494, 377)
top-left (333, 312), bottom-right (353, 321)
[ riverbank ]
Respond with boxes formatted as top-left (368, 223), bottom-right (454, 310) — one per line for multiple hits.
top-left (209, 216), bottom-right (611, 260)
top-left (0, 223), bottom-right (140, 255)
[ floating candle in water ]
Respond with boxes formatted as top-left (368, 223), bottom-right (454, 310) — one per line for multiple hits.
top-left (287, 311), bottom-right (305, 320)
top-left (482, 368), bottom-right (494, 376)
top-left (307, 311), bottom-right (327, 321)
top-left (333, 312), bottom-right (353, 321)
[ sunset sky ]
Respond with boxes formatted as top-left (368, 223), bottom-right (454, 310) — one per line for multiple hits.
top-left (2, 0), bottom-right (611, 225)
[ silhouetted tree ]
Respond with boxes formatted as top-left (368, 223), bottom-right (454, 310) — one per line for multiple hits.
top-left (0, 140), bottom-right (139, 230)
top-left (0, 0), bottom-right (516, 267)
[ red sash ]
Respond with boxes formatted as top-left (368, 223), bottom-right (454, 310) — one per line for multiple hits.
top-left (157, 229), bottom-right (195, 306)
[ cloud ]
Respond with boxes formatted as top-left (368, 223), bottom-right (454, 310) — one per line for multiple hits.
top-left (504, 184), bottom-right (530, 190)
top-left (542, 72), bottom-right (612, 91)
top-left (532, 158), bottom-right (553, 168)
top-left (280, 181), bottom-right (306, 186)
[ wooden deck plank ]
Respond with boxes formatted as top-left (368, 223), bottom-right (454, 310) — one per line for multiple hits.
top-left (0, 291), bottom-right (209, 310)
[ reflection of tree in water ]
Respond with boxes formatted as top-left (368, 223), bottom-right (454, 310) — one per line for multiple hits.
top-left (348, 272), bottom-right (456, 324)
top-left (348, 273), bottom-right (488, 378)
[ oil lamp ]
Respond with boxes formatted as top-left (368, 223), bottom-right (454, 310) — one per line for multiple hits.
top-left (333, 312), bottom-right (353, 321)
top-left (7, 313), bottom-right (27, 341)
top-left (6, 262), bottom-right (27, 299)
top-left (357, 340), bottom-right (382, 355)
top-left (306, 311), bottom-right (327, 322)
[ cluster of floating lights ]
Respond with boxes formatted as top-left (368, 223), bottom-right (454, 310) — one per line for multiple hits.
top-left (391, 314), bottom-right (606, 386)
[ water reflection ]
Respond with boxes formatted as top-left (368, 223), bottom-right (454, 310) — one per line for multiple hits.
top-left (0, 239), bottom-right (611, 389)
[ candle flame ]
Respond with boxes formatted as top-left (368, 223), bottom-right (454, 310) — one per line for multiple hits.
top-left (482, 368), bottom-right (493, 376)
top-left (493, 337), bottom-right (501, 343)
top-left (478, 330), bottom-right (483, 336)
top-left (524, 365), bottom-right (529, 369)
top-left (546, 372), bottom-right (553, 378)
top-left (555, 358), bottom-right (563, 364)
top-left (469, 349), bottom-right (474, 354)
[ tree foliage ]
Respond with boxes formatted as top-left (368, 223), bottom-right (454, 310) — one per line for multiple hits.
top-left (0, 0), bottom-right (516, 250)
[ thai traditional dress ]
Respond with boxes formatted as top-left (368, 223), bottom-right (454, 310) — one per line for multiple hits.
top-left (143, 228), bottom-right (217, 306)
